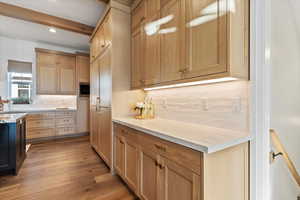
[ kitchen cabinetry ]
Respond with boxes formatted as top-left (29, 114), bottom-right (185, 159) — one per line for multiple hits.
top-left (76, 54), bottom-right (90, 83)
top-left (26, 111), bottom-right (77, 141)
top-left (113, 123), bottom-right (249, 200)
top-left (36, 49), bottom-right (76, 95)
top-left (0, 116), bottom-right (26, 175)
top-left (90, 108), bottom-right (112, 167)
top-left (131, 0), bottom-right (249, 88)
top-left (90, 11), bottom-right (114, 168)
top-left (90, 14), bottom-right (111, 64)
top-left (131, 26), bottom-right (146, 88)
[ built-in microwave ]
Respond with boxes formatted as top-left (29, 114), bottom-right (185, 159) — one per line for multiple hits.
top-left (79, 83), bottom-right (90, 97)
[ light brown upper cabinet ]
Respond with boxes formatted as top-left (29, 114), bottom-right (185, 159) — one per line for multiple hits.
top-left (131, 0), bottom-right (249, 89)
top-left (132, 0), bottom-right (146, 31)
top-left (160, 0), bottom-right (185, 82)
top-left (90, 14), bottom-right (112, 64)
top-left (36, 52), bottom-right (58, 94)
top-left (99, 49), bottom-right (112, 108)
top-left (76, 54), bottom-right (90, 83)
top-left (131, 27), bottom-right (146, 88)
top-left (144, 13), bottom-right (161, 86)
top-left (58, 55), bottom-right (76, 94)
top-left (183, 0), bottom-right (227, 79)
top-left (36, 49), bottom-right (76, 95)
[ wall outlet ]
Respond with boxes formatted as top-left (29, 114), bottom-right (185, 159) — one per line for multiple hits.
top-left (232, 97), bottom-right (242, 113)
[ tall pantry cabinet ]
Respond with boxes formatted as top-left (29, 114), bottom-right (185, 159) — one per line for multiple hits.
top-left (89, 1), bottom-right (142, 169)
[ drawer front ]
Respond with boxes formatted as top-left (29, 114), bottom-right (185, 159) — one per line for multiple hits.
top-left (56, 127), bottom-right (76, 136)
top-left (115, 124), bottom-right (138, 143)
top-left (55, 111), bottom-right (75, 118)
top-left (27, 119), bottom-right (55, 129)
top-left (27, 128), bottom-right (55, 139)
top-left (55, 117), bottom-right (75, 127)
top-left (114, 123), bottom-right (202, 175)
top-left (26, 112), bottom-right (55, 120)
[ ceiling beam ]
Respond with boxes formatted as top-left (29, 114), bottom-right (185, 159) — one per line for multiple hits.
top-left (0, 2), bottom-right (94, 35)
top-left (97, 0), bottom-right (110, 3)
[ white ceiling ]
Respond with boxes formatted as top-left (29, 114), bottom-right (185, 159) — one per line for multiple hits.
top-left (0, 0), bottom-right (107, 51)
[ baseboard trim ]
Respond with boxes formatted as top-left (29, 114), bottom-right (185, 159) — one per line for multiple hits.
top-left (27, 132), bottom-right (89, 144)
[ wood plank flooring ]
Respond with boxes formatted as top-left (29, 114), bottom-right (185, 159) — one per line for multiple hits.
top-left (0, 136), bottom-right (136, 200)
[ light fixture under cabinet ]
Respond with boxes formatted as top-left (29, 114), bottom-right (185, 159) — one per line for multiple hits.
top-left (144, 77), bottom-right (238, 91)
top-left (49, 27), bottom-right (56, 33)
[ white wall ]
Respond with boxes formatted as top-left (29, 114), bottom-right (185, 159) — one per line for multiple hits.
top-left (270, 0), bottom-right (300, 198)
top-left (0, 36), bottom-right (83, 108)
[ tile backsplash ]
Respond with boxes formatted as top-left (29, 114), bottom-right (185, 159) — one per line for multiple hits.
top-left (9, 95), bottom-right (77, 111)
top-left (146, 81), bottom-right (249, 132)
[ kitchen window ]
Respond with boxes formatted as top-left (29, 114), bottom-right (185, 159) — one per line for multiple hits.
top-left (7, 60), bottom-right (33, 104)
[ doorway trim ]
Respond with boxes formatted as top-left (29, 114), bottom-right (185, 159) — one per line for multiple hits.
top-left (250, 0), bottom-right (271, 199)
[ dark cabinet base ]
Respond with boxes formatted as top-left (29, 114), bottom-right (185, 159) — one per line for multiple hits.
top-left (0, 117), bottom-right (26, 176)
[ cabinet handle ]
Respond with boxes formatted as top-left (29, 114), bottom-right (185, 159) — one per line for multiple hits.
top-left (178, 68), bottom-right (189, 74)
top-left (120, 140), bottom-right (125, 144)
top-left (159, 164), bottom-right (165, 170)
top-left (155, 160), bottom-right (159, 166)
top-left (139, 80), bottom-right (145, 85)
top-left (154, 144), bottom-right (167, 152)
top-left (140, 17), bottom-right (146, 22)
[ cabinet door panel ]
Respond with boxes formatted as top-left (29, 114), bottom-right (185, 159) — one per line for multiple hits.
top-left (140, 149), bottom-right (158, 200)
top-left (131, 28), bottom-right (145, 88)
top-left (0, 124), bottom-right (10, 168)
top-left (77, 56), bottom-right (90, 83)
top-left (146, 0), bottom-right (160, 18)
top-left (132, 0), bottom-right (146, 30)
top-left (124, 140), bottom-right (139, 193)
top-left (90, 59), bottom-right (100, 107)
top-left (60, 68), bottom-right (76, 94)
top-left (145, 14), bottom-right (161, 85)
top-left (114, 135), bottom-right (125, 175)
top-left (98, 109), bottom-right (112, 167)
top-left (162, 157), bottom-right (201, 200)
top-left (99, 49), bottom-right (112, 108)
top-left (38, 66), bottom-right (57, 94)
top-left (184, 0), bottom-right (227, 78)
top-left (160, 0), bottom-right (185, 82)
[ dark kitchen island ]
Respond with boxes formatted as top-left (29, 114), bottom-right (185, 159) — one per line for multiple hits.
top-left (0, 113), bottom-right (27, 175)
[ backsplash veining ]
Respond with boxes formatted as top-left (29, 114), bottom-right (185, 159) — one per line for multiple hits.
top-left (146, 81), bottom-right (249, 132)
top-left (10, 95), bottom-right (77, 111)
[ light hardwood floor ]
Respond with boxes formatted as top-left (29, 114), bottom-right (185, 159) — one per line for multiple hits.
top-left (0, 136), bottom-right (136, 200)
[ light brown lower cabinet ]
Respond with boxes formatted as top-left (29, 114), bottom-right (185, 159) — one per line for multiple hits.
top-left (26, 111), bottom-right (77, 140)
top-left (90, 109), bottom-right (112, 168)
top-left (114, 123), bottom-right (249, 200)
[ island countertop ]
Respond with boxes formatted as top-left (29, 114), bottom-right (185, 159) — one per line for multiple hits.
top-left (0, 113), bottom-right (27, 124)
top-left (113, 117), bottom-right (251, 154)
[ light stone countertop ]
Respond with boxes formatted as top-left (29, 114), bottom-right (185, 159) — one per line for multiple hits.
top-left (0, 107), bottom-right (77, 114)
top-left (113, 117), bottom-right (252, 154)
top-left (0, 113), bottom-right (27, 124)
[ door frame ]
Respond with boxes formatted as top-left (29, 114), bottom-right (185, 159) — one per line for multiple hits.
top-left (250, 0), bottom-right (271, 199)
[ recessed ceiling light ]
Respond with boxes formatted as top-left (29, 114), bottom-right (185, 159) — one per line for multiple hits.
top-left (49, 27), bottom-right (56, 33)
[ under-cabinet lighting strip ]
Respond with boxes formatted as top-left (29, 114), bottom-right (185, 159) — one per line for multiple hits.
top-left (144, 77), bottom-right (238, 91)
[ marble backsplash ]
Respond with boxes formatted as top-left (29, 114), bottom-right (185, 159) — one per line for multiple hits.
top-left (5, 95), bottom-right (77, 111)
top-left (146, 81), bottom-right (250, 132)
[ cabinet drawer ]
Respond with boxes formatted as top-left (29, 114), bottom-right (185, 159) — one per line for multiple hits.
top-left (139, 132), bottom-right (202, 175)
top-left (26, 112), bottom-right (55, 120)
top-left (27, 128), bottom-right (55, 139)
top-left (114, 124), bottom-right (138, 143)
top-left (56, 127), bottom-right (76, 136)
top-left (55, 117), bottom-right (75, 127)
top-left (55, 111), bottom-right (75, 118)
top-left (27, 119), bottom-right (55, 129)
top-left (115, 123), bottom-right (202, 175)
